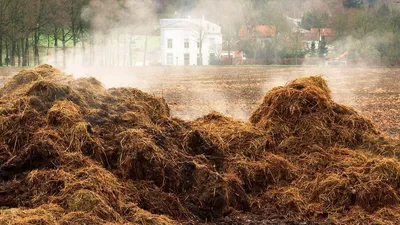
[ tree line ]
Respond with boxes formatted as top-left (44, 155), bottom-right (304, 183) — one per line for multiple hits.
top-left (233, 0), bottom-right (400, 65)
top-left (0, 0), bottom-right (92, 67)
top-left (301, 1), bottom-right (400, 59)
top-left (1, 0), bottom-right (400, 67)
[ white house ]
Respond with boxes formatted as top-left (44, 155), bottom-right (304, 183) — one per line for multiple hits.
top-left (160, 18), bottom-right (222, 66)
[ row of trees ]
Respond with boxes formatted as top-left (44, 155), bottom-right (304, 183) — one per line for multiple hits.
top-left (1, 0), bottom-right (400, 67)
top-left (0, 0), bottom-right (172, 67)
top-left (0, 0), bottom-right (221, 67)
top-left (0, 0), bottom-right (91, 67)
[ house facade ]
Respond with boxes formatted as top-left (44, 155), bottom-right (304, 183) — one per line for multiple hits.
top-left (160, 18), bottom-right (222, 66)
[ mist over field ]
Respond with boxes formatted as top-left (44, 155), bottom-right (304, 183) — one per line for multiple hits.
top-left (21, 0), bottom-right (393, 122)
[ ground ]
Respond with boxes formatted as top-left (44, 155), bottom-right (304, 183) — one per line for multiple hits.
top-left (1, 66), bottom-right (399, 137)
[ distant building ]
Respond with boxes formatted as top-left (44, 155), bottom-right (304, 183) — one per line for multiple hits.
top-left (220, 50), bottom-right (245, 64)
top-left (239, 25), bottom-right (277, 40)
top-left (301, 32), bottom-right (320, 50)
top-left (310, 28), bottom-right (336, 41)
top-left (160, 18), bottom-right (222, 66)
top-left (298, 28), bottom-right (336, 57)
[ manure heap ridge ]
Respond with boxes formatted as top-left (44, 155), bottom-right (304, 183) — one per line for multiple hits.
top-left (0, 65), bottom-right (399, 225)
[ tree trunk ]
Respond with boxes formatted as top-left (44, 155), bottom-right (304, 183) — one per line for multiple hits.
top-left (0, 0), bottom-right (2, 67)
top-left (89, 35), bottom-right (94, 66)
top-left (54, 30), bottom-right (58, 66)
top-left (47, 34), bottom-right (50, 57)
top-left (10, 40), bottom-right (13, 66)
top-left (17, 39), bottom-right (21, 67)
top-left (80, 31), bottom-right (85, 66)
top-left (26, 37), bottom-right (30, 66)
top-left (0, 33), bottom-right (3, 66)
top-left (34, 28), bottom-right (40, 65)
top-left (11, 40), bottom-right (15, 67)
top-left (72, 28), bottom-right (77, 64)
top-left (5, 38), bottom-right (9, 66)
top-left (100, 37), bottom-right (104, 66)
top-left (62, 28), bottom-right (66, 68)
top-left (20, 38), bottom-right (24, 66)
top-left (22, 36), bottom-right (28, 66)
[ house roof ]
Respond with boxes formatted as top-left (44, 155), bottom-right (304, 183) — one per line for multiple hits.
top-left (310, 28), bottom-right (335, 36)
top-left (160, 19), bottom-right (220, 30)
top-left (239, 25), bottom-right (277, 39)
top-left (160, 19), bottom-right (202, 29)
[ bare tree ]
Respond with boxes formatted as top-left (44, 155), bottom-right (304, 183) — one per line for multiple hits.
top-left (0, 0), bottom-right (13, 66)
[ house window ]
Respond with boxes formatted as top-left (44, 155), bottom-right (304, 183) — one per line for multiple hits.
top-left (184, 39), bottom-right (189, 48)
top-left (167, 53), bottom-right (173, 65)
top-left (167, 39), bottom-right (173, 48)
top-left (184, 53), bottom-right (190, 65)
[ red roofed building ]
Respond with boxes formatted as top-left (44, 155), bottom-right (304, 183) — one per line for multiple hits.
top-left (310, 28), bottom-right (336, 41)
top-left (239, 25), bottom-right (277, 40)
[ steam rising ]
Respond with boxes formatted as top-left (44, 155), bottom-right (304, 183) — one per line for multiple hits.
top-left (43, 0), bottom-right (393, 121)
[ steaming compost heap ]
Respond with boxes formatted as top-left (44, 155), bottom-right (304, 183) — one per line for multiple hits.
top-left (0, 65), bottom-right (399, 224)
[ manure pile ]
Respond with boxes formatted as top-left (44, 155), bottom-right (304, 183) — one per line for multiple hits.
top-left (0, 65), bottom-right (399, 225)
